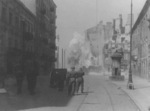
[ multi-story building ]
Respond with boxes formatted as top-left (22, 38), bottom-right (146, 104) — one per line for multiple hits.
top-left (103, 14), bottom-right (131, 72)
top-left (104, 22), bottom-right (113, 43)
top-left (132, 0), bottom-right (150, 79)
top-left (0, 0), bottom-right (57, 77)
top-left (85, 21), bottom-right (105, 69)
top-left (0, 0), bottom-right (35, 76)
top-left (20, 0), bottom-right (57, 75)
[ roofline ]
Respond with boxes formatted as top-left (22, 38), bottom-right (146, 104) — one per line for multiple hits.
top-left (132, 0), bottom-right (150, 33)
top-left (16, 0), bottom-right (36, 18)
top-left (50, 0), bottom-right (57, 8)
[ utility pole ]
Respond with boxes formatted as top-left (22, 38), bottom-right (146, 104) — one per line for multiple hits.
top-left (62, 48), bottom-right (63, 68)
top-left (56, 35), bottom-right (59, 68)
top-left (127, 0), bottom-right (134, 89)
top-left (64, 49), bottom-right (66, 68)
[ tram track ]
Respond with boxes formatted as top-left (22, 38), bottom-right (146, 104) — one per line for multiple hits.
top-left (76, 75), bottom-right (115, 111)
top-left (76, 75), bottom-right (140, 111)
top-left (102, 84), bottom-right (115, 111)
top-left (76, 87), bottom-right (89, 111)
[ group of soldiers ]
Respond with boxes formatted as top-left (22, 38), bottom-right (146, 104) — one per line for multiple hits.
top-left (14, 59), bottom-right (85, 96)
top-left (66, 67), bottom-right (85, 95)
top-left (50, 67), bottom-right (85, 96)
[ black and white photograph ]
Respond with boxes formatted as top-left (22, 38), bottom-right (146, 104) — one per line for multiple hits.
top-left (0, 0), bottom-right (148, 111)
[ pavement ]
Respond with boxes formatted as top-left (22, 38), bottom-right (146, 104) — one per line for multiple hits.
top-left (0, 75), bottom-right (90, 111)
top-left (78, 74), bottom-right (139, 111)
top-left (104, 71), bottom-right (150, 111)
top-left (0, 71), bottom-right (150, 111)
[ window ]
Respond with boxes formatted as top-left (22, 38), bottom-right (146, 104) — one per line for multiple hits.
top-left (50, 7), bottom-right (55, 12)
top-left (15, 16), bottom-right (19, 27)
top-left (31, 24), bottom-right (33, 33)
top-left (8, 37), bottom-right (12, 48)
top-left (1, 7), bottom-right (7, 22)
top-left (9, 11), bottom-right (13, 25)
top-left (27, 21), bottom-right (30, 32)
top-left (15, 39), bottom-right (18, 48)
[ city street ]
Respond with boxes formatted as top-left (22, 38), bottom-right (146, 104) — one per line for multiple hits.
top-left (79, 74), bottom-right (139, 111)
top-left (0, 72), bottom-right (139, 111)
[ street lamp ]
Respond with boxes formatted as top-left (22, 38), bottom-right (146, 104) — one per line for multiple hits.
top-left (127, 0), bottom-right (134, 89)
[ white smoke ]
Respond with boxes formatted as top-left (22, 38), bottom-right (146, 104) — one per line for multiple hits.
top-left (67, 32), bottom-right (92, 68)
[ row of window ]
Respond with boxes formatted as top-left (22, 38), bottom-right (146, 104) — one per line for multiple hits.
top-left (1, 3), bottom-right (34, 34)
top-left (8, 37), bottom-right (20, 50)
top-left (8, 37), bottom-right (34, 52)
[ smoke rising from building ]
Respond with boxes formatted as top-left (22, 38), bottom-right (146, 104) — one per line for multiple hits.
top-left (67, 32), bottom-right (92, 69)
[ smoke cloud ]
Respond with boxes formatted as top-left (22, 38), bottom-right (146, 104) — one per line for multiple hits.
top-left (67, 32), bottom-right (92, 68)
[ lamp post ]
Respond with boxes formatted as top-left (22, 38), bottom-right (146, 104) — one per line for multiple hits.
top-left (56, 35), bottom-right (59, 68)
top-left (62, 48), bottom-right (63, 68)
top-left (127, 0), bottom-right (134, 89)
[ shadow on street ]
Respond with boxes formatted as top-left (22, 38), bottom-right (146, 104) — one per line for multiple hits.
top-left (0, 75), bottom-right (74, 111)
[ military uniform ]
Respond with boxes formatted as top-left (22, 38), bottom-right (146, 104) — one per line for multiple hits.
top-left (76, 69), bottom-right (84, 93)
top-left (67, 68), bottom-right (77, 95)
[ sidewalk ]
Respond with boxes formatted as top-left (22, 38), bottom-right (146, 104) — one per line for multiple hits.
top-left (0, 75), bottom-right (89, 111)
top-left (105, 71), bottom-right (150, 111)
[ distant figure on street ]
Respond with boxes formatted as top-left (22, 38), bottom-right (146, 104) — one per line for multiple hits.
top-left (26, 60), bottom-right (38, 95)
top-left (57, 69), bottom-right (67, 91)
top-left (50, 68), bottom-right (59, 88)
top-left (66, 67), bottom-right (77, 95)
top-left (14, 62), bottom-right (24, 94)
top-left (76, 67), bottom-right (84, 94)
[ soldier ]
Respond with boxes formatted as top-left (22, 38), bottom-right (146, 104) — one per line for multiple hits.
top-left (14, 61), bottom-right (24, 94)
top-left (57, 69), bottom-right (67, 91)
top-left (76, 67), bottom-right (84, 94)
top-left (67, 67), bottom-right (77, 96)
top-left (49, 66), bottom-right (56, 88)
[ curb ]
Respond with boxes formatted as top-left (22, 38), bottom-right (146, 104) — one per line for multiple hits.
top-left (120, 87), bottom-right (143, 111)
top-left (104, 72), bottom-right (145, 111)
top-left (111, 81), bottom-right (145, 111)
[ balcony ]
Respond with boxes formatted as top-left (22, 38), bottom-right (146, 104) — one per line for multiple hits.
top-left (50, 11), bottom-right (57, 19)
top-left (49, 42), bottom-right (56, 50)
top-left (50, 7), bottom-right (55, 12)
top-left (40, 21), bottom-right (46, 30)
top-left (50, 19), bottom-right (55, 25)
top-left (41, 37), bottom-right (48, 45)
top-left (49, 27), bottom-right (56, 36)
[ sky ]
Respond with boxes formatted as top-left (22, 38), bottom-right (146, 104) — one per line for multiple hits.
top-left (54, 0), bottom-right (146, 49)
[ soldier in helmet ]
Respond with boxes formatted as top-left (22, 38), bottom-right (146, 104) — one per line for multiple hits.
top-left (66, 67), bottom-right (77, 95)
top-left (76, 67), bottom-right (84, 94)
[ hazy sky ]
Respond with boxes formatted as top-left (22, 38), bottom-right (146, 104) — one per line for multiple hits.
top-left (55, 0), bottom-right (146, 49)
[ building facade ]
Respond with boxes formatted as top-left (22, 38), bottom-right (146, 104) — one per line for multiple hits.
top-left (103, 14), bottom-right (130, 72)
top-left (35, 0), bottom-right (57, 75)
top-left (132, 0), bottom-right (150, 79)
top-left (19, 0), bottom-right (57, 75)
top-left (0, 0), bottom-right (36, 76)
top-left (0, 0), bottom-right (57, 76)
top-left (85, 21), bottom-right (105, 69)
